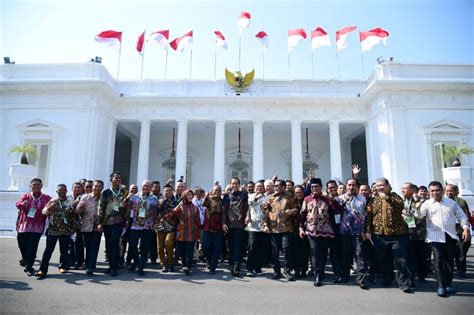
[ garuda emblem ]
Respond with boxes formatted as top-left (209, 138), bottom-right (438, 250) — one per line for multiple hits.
top-left (225, 68), bottom-right (255, 94)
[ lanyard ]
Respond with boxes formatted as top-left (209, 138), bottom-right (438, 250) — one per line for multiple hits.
top-left (139, 193), bottom-right (150, 207)
top-left (30, 193), bottom-right (42, 208)
top-left (111, 187), bottom-right (122, 201)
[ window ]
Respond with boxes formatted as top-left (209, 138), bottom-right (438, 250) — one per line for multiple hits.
top-left (26, 141), bottom-right (51, 186)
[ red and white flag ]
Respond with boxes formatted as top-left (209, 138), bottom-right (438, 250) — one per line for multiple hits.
top-left (214, 31), bottom-right (228, 50)
top-left (169, 30), bottom-right (193, 52)
top-left (237, 11), bottom-right (251, 34)
top-left (136, 30), bottom-right (145, 55)
top-left (360, 28), bottom-right (389, 52)
top-left (148, 29), bottom-right (169, 49)
top-left (336, 26), bottom-right (357, 52)
top-left (311, 27), bottom-right (331, 50)
top-left (95, 30), bottom-right (122, 48)
top-left (255, 31), bottom-right (269, 49)
top-left (288, 28), bottom-right (307, 52)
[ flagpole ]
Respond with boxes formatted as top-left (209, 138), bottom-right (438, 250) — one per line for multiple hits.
top-left (189, 50), bottom-right (193, 80)
top-left (214, 47), bottom-right (217, 80)
top-left (262, 49), bottom-right (265, 81)
top-left (311, 50), bottom-right (315, 80)
top-left (359, 48), bottom-right (366, 79)
top-left (238, 33), bottom-right (242, 71)
top-left (140, 32), bottom-right (146, 80)
top-left (288, 51), bottom-right (291, 80)
top-left (117, 30), bottom-right (123, 79)
top-left (164, 48), bottom-right (168, 80)
top-left (336, 46), bottom-right (341, 81)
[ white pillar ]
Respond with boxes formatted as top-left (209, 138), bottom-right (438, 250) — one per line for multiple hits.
top-left (329, 120), bottom-right (343, 180)
top-left (253, 120), bottom-right (264, 181)
top-left (175, 119), bottom-right (188, 181)
top-left (107, 119), bottom-right (118, 176)
top-left (136, 119), bottom-right (151, 186)
top-left (213, 120), bottom-right (226, 185)
top-left (291, 120), bottom-right (303, 183)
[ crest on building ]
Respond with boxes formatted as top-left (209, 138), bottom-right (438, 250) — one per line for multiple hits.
top-left (225, 68), bottom-right (254, 94)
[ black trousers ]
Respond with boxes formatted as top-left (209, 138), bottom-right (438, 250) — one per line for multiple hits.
top-left (271, 232), bottom-right (294, 273)
top-left (408, 239), bottom-right (430, 281)
top-left (373, 234), bottom-right (412, 290)
top-left (17, 232), bottom-right (42, 271)
top-left (103, 224), bottom-right (123, 271)
top-left (39, 234), bottom-right (70, 274)
top-left (228, 228), bottom-right (245, 269)
top-left (325, 235), bottom-right (341, 278)
top-left (455, 231), bottom-right (471, 274)
top-left (148, 231), bottom-right (158, 263)
top-left (293, 234), bottom-right (309, 274)
top-left (129, 229), bottom-right (152, 271)
top-left (247, 231), bottom-right (267, 272)
top-left (309, 236), bottom-right (333, 278)
top-left (119, 223), bottom-right (131, 264)
top-left (339, 234), bottom-right (370, 284)
top-left (177, 240), bottom-right (195, 269)
top-left (430, 234), bottom-right (457, 288)
top-left (83, 231), bottom-right (102, 271)
top-left (68, 232), bottom-right (85, 267)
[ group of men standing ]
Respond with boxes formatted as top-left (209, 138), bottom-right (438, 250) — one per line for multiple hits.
top-left (15, 170), bottom-right (472, 297)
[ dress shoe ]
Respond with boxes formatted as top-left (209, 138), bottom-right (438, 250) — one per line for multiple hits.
top-left (26, 269), bottom-right (35, 277)
top-left (246, 271), bottom-right (257, 277)
top-left (283, 270), bottom-right (295, 282)
top-left (314, 274), bottom-right (322, 287)
top-left (137, 269), bottom-right (145, 276)
top-left (86, 269), bottom-right (93, 275)
top-left (445, 287), bottom-right (456, 295)
top-left (402, 287), bottom-right (415, 294)
top-left (35, 271), bottom-right (46, 279)
top-left (437, 287), bottom-right (447, 297)
top-left (358, 282), bottom-right (369, 290)
top-left (209, 269), bottom-right (216, 275)
top-left (184, 267), bottom-right (191, 275)
top-left (19, 259), bottom-right (26, 267)
top-left (162, 266), bottom-right (169, 273)
top-left (110, 269), bottom-right (118, 277)
top-left (272, 272), bottom-right (283, 280)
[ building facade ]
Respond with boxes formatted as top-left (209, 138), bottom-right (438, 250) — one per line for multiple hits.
top-left (1, 62), bottom-right (473, 198)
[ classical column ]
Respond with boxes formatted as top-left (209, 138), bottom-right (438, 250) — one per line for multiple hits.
top-left (175, 119), bottom-right (188, 181)
top-left (329, 120), bottom-right (342, 180)
top-left (253, 120), bottom-right (264, 181)
top-left (136, 119), bottom-right (151, 186)
top-left (213, 120), bottom-right (226, 185)
top-left (291, 120), bottom-right (303, 183)
top-left (107, 119), bottom-right (118, 176)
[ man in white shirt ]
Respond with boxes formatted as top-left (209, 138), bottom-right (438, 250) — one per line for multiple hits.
top-left (414, 181), bottom-right (471, 297)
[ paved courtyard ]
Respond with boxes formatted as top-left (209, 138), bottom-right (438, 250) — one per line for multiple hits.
top-left (0, 237), bottom-right (472, 314)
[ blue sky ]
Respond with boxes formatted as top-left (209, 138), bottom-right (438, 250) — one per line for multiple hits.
top-left (1, 0), bottom-right (473, 80)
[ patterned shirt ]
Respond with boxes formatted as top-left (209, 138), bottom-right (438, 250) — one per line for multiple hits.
top-left (416, 197), bottom-right (470, 243)
top-left (225, 191), bottom-right (248, 229)
top-left (15, 193), bottom-right (51, 234)
top-left (402, 197), bottom-right (427, 240)
top-left (246, 193), bottom-right (268, 232)
top-left (126, 193), bottom-right (158, 231)
top-left (99, 186), bottom-right (129, 226)
top-left (202, 195), bottom-right (227, 233)
top-left (156, 197), bottom-right (179, 233)
top-left (366, 192), bottom-right (407, 236)
top-left (174, 203), bottom-right (201, 242)
top-left (43, 197), bottom-right (76, 236)
top-left (76, 193), bottom-right (101, 232)
top-left (266, 192), bottom-right (297, 233)
top-left (337, 194), bottom-right (367, 236)
top-left (300, 194), bottom-right (335, 238)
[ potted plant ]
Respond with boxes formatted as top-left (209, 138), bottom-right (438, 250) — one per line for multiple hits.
top-left (442, 145), bottom-right (474, 167)
top-left (9, 144), bottom-right (37, 165)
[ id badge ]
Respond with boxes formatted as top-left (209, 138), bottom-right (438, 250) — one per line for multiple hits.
top-left (113, 202), bottom-right (119, 212)
top-left (139, 208), bottom-right (146, 218)
top-left (334, 214), bottom-right (341, 224)
top-left (63, 218), bottom-right (68, 224)
top-left (27, 207), bottom-right (37, 218)
top-left (405, 216), bottom-right (416, 228)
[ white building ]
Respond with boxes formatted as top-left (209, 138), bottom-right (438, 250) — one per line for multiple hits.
top-left (1, 62), bottom-right (473, 233)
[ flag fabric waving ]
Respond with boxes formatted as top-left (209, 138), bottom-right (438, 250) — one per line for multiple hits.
top-left (360, 28), bottom-right (389, 52)
top-left (136, 31), bottom-right (145, 55)
top-left (169, 31), bottom-right (193, 52)
top-left (311, 27), bottom-right (331, 50)
top-left (214, 31), bottom-right (228, 50)
top-left (148, 30), bottom-right (169, 49)
top-left (336, 26), bottom-right (357, 52)
top-left (288, 28), bottom-right (307, 52)
top-left (237, 11), bottom-right (251, 34)
top-left (255, 31), bottom-right (269, 49)
top-left (95, 30), bottom-right (122, 47)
